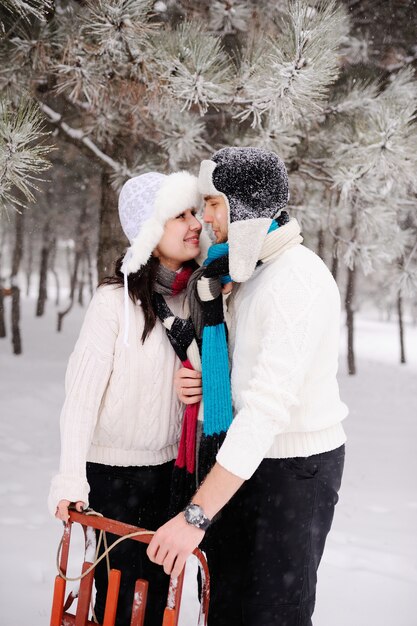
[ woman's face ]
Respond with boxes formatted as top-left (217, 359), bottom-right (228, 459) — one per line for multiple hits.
top-left (154, 208), bottom-right (202, 270)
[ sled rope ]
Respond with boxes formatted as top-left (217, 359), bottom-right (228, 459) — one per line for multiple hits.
top-left (56, 509), bottom-right (155, 583)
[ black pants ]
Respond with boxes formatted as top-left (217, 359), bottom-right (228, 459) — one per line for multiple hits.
top-left (204, 445), bottom-right (345, 626)
top-left (86, 461), bottom-right (173, 626)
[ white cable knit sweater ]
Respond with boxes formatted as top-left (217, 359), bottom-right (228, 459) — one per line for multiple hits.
top-left (217, 243), bottom-right (348, 480)
top-left (48, 284), bottom-right (185, 515)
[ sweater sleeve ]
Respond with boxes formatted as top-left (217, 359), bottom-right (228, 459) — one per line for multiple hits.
top-left (48, 287), bottom-right (119, 515)
top-left (216, 267), bottom-right (329, 480)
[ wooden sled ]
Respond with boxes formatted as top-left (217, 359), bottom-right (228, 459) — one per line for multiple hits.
top-left (50, 509), bottom-right (210, 626)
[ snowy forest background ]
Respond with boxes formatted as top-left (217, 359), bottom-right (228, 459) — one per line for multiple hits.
top-left (1, 1), bottom-right (416, 625)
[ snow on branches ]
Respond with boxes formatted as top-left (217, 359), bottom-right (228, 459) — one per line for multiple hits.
top-left (0, 97), bottom-right (52, 214)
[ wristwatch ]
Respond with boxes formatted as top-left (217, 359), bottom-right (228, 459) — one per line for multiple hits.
top-left (183, 503), bottom-right (212, 531)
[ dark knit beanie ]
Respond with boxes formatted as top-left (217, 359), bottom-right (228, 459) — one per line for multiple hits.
top-left (198, 147), bottom-right (289, 282)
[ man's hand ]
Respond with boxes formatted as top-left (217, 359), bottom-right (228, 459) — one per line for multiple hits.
top-left (175, 368), bottom-right (202, 405)
top-left (147, 513), bottom-right (205, 578)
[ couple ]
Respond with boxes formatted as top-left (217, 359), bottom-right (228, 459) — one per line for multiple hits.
top-left (49, 147), bottom-right (348, 626)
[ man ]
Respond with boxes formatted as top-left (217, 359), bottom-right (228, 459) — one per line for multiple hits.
top-left (148, 147), bottom-right (348, 625)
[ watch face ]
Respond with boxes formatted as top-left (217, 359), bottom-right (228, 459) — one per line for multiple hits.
top-left (186, 504), bottom-right (203, 524)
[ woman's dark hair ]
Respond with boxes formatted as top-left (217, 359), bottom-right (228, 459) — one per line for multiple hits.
top-left (100, 255), bottom-right (160, 343)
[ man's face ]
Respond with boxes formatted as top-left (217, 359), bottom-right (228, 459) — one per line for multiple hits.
top-left (203, 195), bottom-right (229, 243)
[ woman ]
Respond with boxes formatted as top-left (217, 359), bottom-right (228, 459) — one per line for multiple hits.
top-left (48, 171), bottom-right (204, 626)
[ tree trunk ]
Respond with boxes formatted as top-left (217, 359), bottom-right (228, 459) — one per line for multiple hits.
top-left (0, 228), bottom-right (6, 338)
top-left (77, 256), bottom-right (85, 306)
top-left (51, 267), bottom-right (60, 307)
top-left (345, 265), bottom-right (356, 375)
top-left (331, 251), bottom-right (339, 281)
top-left (57, 248), bottom-right (81, 331)
top-left (25, 232), bottom-right (34, 297)
top-left (317, 228), bottom-right (325, 261)
top-left (11, 284), bottom-right (22, 355)
top-left (97, 170), bottom-right (127, 282)
top-left (397, 293), bottom-right (406, 364)
top-left (331, 229), bottom-right (340, 281)
top-left (85, 245), bottom-right (94, 297)
top-left (57, 201), bottom-right (87, 332)
top-left (49, 237), bottom-right (60, 306)
top-left (11, 211), bottom-right (25, 355)
top-left (0, 287), bottom-right (5, 338)
top-left (36, 221), bottom-right (50, 317)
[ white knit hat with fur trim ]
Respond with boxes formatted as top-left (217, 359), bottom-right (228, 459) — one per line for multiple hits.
top-left (119, 171), bottom-right (202, 275)
top-left (118, 170), bottom-right (205, 346)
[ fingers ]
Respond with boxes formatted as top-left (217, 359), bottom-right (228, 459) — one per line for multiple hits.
top-left (171, 553), bottom-right (187, 579)
top-left (176, 368), bottom-right (202, 379)
top-left (181, 384), bottom-right (202, 395)
top-left (147, 541), bottom-right (186, 577)
top-left (174, 368), bottom-right (202, 388)
top-left (55, 500), bottom-right (85, 522)
top-left (152, 546), bottom-right (170, 568)
top-left (162, 552), bottom-right (176, 576)
top-left (181, 388), bottom-right (202, 404)
top-left (181, 395), bottom-right (203, 405)
top-left (175, 368), bottom-right (202, 404)
top-left (147, 536), bottom-right (160, 563)
top-left (55, 499), bottom-right (70, 522)
top-left (179, 388), bottom-right (202, 405)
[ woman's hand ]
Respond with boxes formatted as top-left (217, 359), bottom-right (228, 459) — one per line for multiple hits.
top-left (55, 499), bottom-right (85, 522)
top-left (175, 368), bottom-right (202, 404)
top-left (222, 281), bottom-right (233, 295)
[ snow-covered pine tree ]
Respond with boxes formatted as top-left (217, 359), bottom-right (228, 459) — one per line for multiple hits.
top-left (0, 96), bottom-right (53, 353)
top-left (1, 0), bottom-right (416, 368)
top-left (1, 0), bottom-right (350, 274)
top-left (318, 68), bottom-right (417, 373)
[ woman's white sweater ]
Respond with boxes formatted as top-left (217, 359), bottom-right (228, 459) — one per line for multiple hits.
top-left (217, 244), bottom-right (348, 480)
top-left (48, 284), bottom-right (185, 515)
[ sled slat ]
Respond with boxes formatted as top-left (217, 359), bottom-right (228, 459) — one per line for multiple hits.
top-left (102, 569), bottom-right (121, 626)
top-left (130, 579), bottom-right (148, 626)
top-left (50, 575), bottom-right (65, 626)
top-left (162, 607), bottom-right (177, 626)
top-left (75, 561), bottom-right (94, 626)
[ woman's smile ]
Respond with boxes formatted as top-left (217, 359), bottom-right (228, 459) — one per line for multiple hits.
top-left (184, 234), bottom-right (200, 245)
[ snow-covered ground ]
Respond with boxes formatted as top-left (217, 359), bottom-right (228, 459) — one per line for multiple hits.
top-left (1, 297), bottom-right (416, 626)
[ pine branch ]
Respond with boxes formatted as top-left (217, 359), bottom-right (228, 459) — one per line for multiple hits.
top-left (38, 102), bottom-right (132, 175)
top-left (208, 0), bottom-right (252, 35)
top-left (0, 96), bottom-right (52, 214)
top-left (152, 21), bottom-right (233, 114)
top-left (235, 0), bottom-right (350, 127)
top-left (1, 0), bottom-right (52, 23)
top-left (298, 167), bottom-right (333, 184)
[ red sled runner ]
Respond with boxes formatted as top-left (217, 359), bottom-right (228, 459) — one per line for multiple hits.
top-left (50, 509), bottom-right (210, 626)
